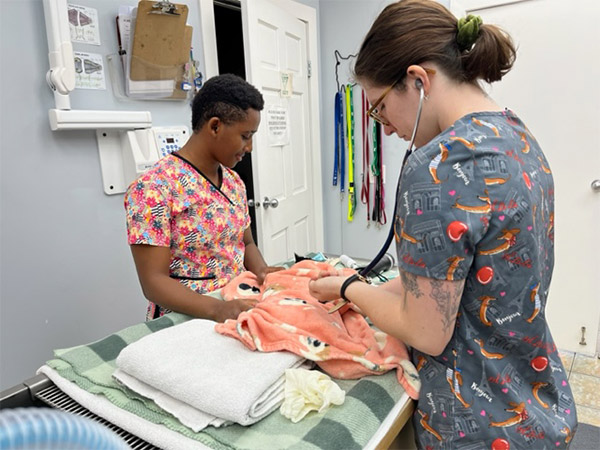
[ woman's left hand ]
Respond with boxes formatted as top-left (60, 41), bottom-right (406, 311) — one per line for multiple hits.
top-left (308, 275), bottom-right (348, 302)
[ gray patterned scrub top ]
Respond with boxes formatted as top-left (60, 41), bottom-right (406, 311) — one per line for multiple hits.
top-left (394, 111), bottom-right (577, 449)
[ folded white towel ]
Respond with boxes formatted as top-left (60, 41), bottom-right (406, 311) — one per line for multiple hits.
top-left (114, 319), bottom-right (307, 430)
top-left (113, 368), bottom-right (228, 431)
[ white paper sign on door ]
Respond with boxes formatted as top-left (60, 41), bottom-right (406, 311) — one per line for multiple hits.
top-left (266, 105), bottom-right (290, 147)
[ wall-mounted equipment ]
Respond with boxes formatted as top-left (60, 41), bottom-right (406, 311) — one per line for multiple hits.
top-left (98, 126), bottom-right (190, 195)
top-left (43, 0), bottom-right (152, 127)
top-left (42, 0), bottom-right (195, 195)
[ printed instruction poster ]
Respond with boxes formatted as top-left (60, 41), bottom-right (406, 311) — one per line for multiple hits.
top-left (68, 4), bottom-right (101, 45)
top-left (266, 105), bottom-right (290, 147)
top-left (74, 52), bottom-right (106, 90)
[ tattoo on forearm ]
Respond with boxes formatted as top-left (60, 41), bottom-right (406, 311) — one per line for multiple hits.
top-left (455, 281), bottom-right (464, 298)
top-left (429, 279), bottom-right (460, 333)
top-left (400, 271), bottom-right (423, 309)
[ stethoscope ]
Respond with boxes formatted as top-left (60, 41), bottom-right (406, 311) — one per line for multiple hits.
top-left (358, 79), bottom-right (426, 278)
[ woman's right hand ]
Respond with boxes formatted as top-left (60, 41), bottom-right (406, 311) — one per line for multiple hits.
top-left (213, 298), bottom-right (258, 323)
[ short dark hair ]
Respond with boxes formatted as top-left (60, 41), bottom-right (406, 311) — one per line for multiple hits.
top-left (191, 74), bottom-right (264, 131)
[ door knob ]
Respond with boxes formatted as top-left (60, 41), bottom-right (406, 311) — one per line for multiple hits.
top-left (263, 197), bottom-right (279, 209)
top-left (248, 199), bottom-right (260, 208)
top-left (592, 179), bottom-right (600, 192)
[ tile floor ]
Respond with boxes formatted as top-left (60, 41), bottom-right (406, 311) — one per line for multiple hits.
top-left (558, 349), bottom-right (600, 427)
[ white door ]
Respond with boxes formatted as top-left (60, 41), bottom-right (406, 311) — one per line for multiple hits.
top-left (457, 0), bottom-right (600, 354)
top-left (241, 0), bottom-right (321, 264)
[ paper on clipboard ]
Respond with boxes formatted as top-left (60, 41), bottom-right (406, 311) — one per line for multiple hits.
top-left (117, 6), bottom-right (174, 98)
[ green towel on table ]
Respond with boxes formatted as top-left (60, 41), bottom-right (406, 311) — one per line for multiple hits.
top-left (45, 282), bottom-right (406, 449)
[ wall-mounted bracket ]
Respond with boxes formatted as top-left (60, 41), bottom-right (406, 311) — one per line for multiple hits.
top-left (49, 109), bottom-right (152, 131)
top-left (96, 128), bottom-right (157, 195)
top-left (97, 126), bottom-right (189, 195)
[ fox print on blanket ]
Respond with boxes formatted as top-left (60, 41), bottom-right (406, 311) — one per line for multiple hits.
top-left (216, 260), bottom-right (421, 399)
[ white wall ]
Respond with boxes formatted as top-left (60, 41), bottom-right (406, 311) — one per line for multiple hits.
top-left (0, 0), bottom-right (205, 390)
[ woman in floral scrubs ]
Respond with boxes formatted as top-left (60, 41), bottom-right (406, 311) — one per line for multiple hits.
top-left (309, 1), bottom-right (577, 448)
top-left (125, 74), bottom-right (280, 322)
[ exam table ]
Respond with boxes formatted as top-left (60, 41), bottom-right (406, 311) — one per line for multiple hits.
top-left (0, 258), bottom-right (415, 450)
top-left (1, 372), bottom-right (414, 449)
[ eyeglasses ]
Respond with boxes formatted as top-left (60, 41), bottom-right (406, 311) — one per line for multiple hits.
top-left (366, 68), bottom-right (436, 126)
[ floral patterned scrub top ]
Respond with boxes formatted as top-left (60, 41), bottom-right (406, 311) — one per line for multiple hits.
top-left (394, 111), bottom-right (577, 449)
top-left (125, 153), bottom-right (250, 321)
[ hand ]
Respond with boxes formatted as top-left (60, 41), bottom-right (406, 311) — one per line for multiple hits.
top-left (256, 266), bottom-right (285, 285)
top-left (213, 298), bottom-right (257, 323)
top-left (308, 275), bottom-right (348, 302)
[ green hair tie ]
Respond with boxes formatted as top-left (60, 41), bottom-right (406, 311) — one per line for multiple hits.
top-left (457, 14), bottom-right (483, 51)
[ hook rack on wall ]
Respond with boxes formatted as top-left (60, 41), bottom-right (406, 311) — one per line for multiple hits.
top-left (334, 50), bottom-right (357, 91)
top-left (332, 49), bottom-right (387, 228)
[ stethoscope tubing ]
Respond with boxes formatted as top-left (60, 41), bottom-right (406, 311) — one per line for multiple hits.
top-left (358, 85), bottom-right (425, 278)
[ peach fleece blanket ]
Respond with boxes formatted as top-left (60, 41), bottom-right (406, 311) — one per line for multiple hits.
top-left (215, 260), bottom-right (420, 399)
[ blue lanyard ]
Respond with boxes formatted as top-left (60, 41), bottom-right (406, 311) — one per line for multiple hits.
top-left (333, 91), bottom-right (341, 186)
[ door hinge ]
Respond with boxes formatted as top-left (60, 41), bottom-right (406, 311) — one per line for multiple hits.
top-left (307, 60), bottom-right (312, 79)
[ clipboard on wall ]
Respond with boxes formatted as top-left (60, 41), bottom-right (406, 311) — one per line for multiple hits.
top-left (130, 1), bottom-right (190, 81)
top-left (168, 24), bottom-right (193, 99)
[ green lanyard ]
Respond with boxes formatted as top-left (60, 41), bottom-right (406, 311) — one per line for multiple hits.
top-left (371, 122), bottom-right (386, 225)
top-left (371, 120), bottom-right (379, 178)
top-left (346, 85), bottom-right (356, 221)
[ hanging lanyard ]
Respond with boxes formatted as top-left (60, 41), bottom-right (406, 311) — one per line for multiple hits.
top-left (370, 122), bottom-right (386, 225)
top-left (333, 91), bottom-right (341, 187)
top-left (340, 87), bottom-right (346, 194)
top-left (361, 90), bottom-right (371, 226)
top-left (371, 121), bottom-right (381, 223)
top-left (378, 123), bottom-right (386, 225)
top-left (346, 85), bottom-right (356, 221)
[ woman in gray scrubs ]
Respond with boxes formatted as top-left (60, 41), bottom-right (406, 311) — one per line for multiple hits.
top-left (309, 1), bottom-right (577, 447)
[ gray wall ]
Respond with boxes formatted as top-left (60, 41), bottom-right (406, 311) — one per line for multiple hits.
top-left (319, 0), bottom-right (406, 259)
top-left (0, 0), bottom-right (447, 390)
top-left (0, 0), bottom-right (205, 390)
top-left (318, 0), bottom-right (451, 259)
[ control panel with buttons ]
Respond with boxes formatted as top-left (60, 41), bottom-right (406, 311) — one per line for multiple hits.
top-left (152, 126), bottom-right (190, 158)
